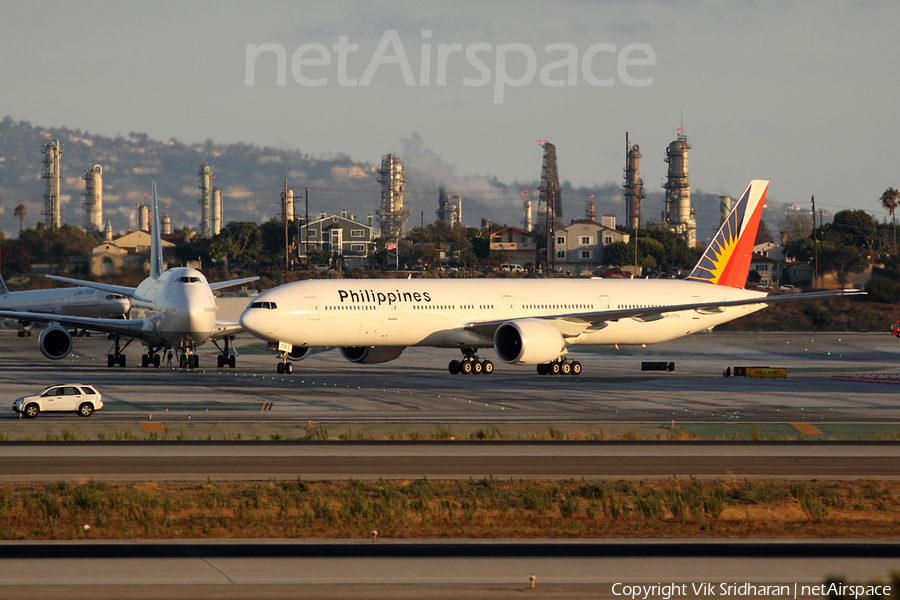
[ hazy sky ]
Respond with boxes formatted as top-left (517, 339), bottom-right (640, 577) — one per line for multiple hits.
top-left (2, 0), bottom-right (898, 225)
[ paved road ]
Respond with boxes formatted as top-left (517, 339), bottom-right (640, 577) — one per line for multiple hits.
top-left (1, 542), bottom-right (898, 600)
top-left (4, 441), bottom-right (900, 481)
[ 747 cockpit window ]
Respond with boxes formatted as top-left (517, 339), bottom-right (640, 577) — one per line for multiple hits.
top-left (249, 301), bottom-right (278, 309)
top-left (179, 277), bottom-right (201, 283)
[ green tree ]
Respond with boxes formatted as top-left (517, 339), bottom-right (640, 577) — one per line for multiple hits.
top-left (208, 221), bottom-right (262, 264)
top-left (819, 245), bottom-right (865, 286)
top-left (880, 187), bottom-right (899, 255)
top-left (784, 238), bottom-right (815, 262)
top-left (755, 220), bottom-right (775, 244)
top-left (601, 241), bottom-right (629, 267)
top-left (449, 237), bottom-right (476, 267)
top-left (0, 241), bottom-right (31, 277)
top-left (13, 204), bottom-right (25, 233)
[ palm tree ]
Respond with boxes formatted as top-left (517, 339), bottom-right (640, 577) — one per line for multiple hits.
top-left (880, 187), bottom-right (900, 255)
top-left (13, 204), bottom-right (25, 233)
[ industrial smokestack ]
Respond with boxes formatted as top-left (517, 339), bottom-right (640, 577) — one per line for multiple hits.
top-left (212, 188), bottom-right (223, 235)
top-left (82, 164), bottom-right (103, 233)
top-left (624, 134), bottom-right (644, 230)
top-left (42, 139), bottom-right (62, 230)
top-left (199, 163), bottom-right (212, 237)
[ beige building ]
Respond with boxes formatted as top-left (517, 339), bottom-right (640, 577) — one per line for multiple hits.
top-left (89, 230), bottom-right (176, 276)
top-left (489, 227), bottom-right (538, 265)
top-left (553, 215), bottom-right (630, 274)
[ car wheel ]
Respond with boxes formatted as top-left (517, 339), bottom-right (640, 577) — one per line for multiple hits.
top-left (24, 403), bottom-right (39, 419)
top-left (78, 403), bottom-right (94, 417)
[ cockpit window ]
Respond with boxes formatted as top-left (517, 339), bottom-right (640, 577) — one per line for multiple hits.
top-left (249, 301), bottom-right (277, 309)
top-left (180, 277), bottom-right (201, 283)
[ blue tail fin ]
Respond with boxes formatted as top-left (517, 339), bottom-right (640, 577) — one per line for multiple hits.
top-left (149, 181), bottom-right (164, 280)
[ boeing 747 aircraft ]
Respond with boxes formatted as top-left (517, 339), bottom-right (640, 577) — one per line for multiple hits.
top-left (0, 182), bottom-right (258, 369)
top-left (240, 180), bottom-right (862, 375)
top-left (0, 274), bottom-right (130, 336)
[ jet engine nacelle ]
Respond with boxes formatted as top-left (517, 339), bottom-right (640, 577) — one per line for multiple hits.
top-left (493, 318), bottom-right (566, 365)
top-left (339, 346), bottom-right (406, 364)
top-left (38, 325), bottom-right (73, 360)
top-left (288, 346), bottom-right (310, 361)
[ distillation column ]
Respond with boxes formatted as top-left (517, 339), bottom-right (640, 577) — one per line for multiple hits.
top-left (212, 188), bottom-right (223, 235)
top-left (623, 138), bottom-right (645, 230)
top-left (199, 163), bottom-right (212, 237)
top-left (663, 131), bottom-right (696, 247)
top-left (82, 164), bottom-right (103, 232)
top-left (42, 140), bottom-right (62, 230)
top-left (376, 153), bottom-right (410, 239)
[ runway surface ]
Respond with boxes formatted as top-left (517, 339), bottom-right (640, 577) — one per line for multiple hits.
top-left (3, 441), bottom-right (900, 481)
top-left (1, 330), bottom-right (899, 426)
top-left (2, 330), bottom-right (900, 598)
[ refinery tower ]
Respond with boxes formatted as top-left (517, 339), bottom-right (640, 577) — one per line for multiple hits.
top-left (82, 164), bottom-right (103, 232)
top-left (623, 134), bottom-right (644, 230)
top-left (376, 153), bottom-right (410, 239)
top-left (537, 141), bottom-right (563, 231)
top-left (662, 131), bottom-right (696, 247)
top-left (436, 186), bottom-right (461, 227)
top-left (42, 139), bottom-right (62, 230)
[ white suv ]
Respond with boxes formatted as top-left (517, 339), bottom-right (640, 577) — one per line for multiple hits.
top-left (13, 384), bottom-right (103, 418)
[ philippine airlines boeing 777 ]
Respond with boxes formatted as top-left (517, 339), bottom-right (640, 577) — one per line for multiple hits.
top-left (0, 182), bottom-right (258, 369)
top-left (240, 180), bottom-right (862, 375)
top-left (0, 274), bottom-right (130, 337)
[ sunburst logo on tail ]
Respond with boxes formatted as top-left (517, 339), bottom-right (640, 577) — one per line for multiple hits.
top-left (687, 180), bottom-right (768, 288)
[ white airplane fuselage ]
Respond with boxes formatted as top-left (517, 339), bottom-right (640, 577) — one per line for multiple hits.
top-left (130, 267), bottom-right (217, 348)
top-left (0, 287), bottom-right (129, 318)
top-left (240, 278), bottom-right (768, 351)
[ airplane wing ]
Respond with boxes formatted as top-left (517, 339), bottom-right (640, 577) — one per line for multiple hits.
top-left (211, 320), bottom-right (244, 339)
top-left (45, 275), bottom-right (148, 302)
top-left (209, 276), bottom-right (260, 291)
top-left (463, 289), bottom-right (865, 340)
top-left (0, 309), bottom-right (153, 338)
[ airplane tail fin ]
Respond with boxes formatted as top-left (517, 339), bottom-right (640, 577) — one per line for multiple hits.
top-left (0, 273), bottom-right (8, 296)
top-left (686, 179), bottom-right (769, 288)
top-left (149, 181), bottom-right (164, 280)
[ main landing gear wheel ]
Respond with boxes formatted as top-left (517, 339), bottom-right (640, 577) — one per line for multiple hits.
top-left (179, 354), bottom-right (187, 369)
top-left (537, 359), bottom-right (581, 376)
top-left (448, 350), bottom-right (494, 375)
top-left (106, 335), bottom-right (129, 368)
top-left (191, 355), bottom-right (199, 369)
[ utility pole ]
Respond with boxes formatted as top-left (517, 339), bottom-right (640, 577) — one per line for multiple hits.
top-left (545, 189), bottom-right (553, 274)
top-left (283, 180), bottom-right (289, 272)
top-left (304, 187), bottom-right (309, 260)
top-left (811, 195), bottom-right (818, 287)
top-left (633, 226), bottom-right (638, 278)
